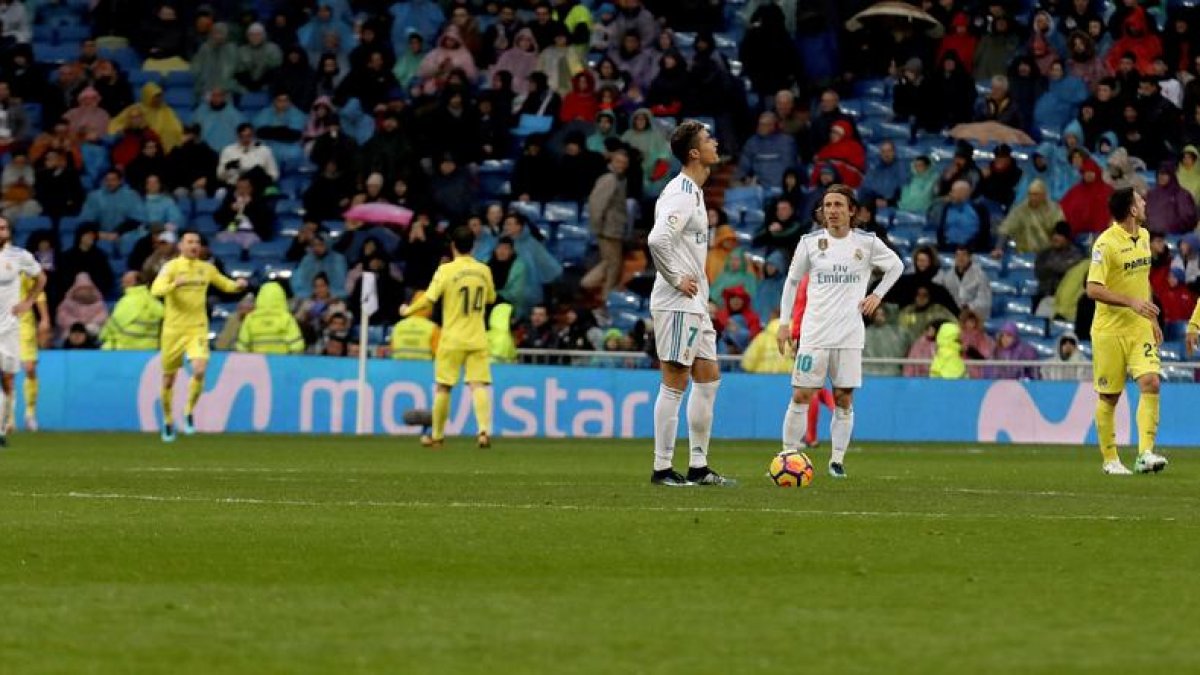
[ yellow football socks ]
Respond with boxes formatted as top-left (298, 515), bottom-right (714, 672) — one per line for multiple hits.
top-left (1137, 393), bottom-right (1160, 456)
top-left (186, 377), bottom-right (203, 415)
top-left (432, 390), bottom-right (451, 441)
top-left (162, 384), bottom-right (174, 425)
top-left (23, 377), bottom-right (37, 416)
top-left (472, 386), bottom-right (492, 435)
top-left (1095, 397), bottom-right (1119, 464)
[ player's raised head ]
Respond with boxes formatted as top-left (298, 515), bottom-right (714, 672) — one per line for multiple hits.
top-left (178, 230), bottom-right (201, 258)
top-left (670, 120), bottom-right (718, 166)
top-left (820, 184), bottom-right (857, 228)
top-left (450, 226), bottom-right (476, 256)
top-left (1109, 186), bottom-right (1144, 223)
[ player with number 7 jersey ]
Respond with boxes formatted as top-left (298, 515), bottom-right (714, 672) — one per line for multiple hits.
top-left (400, 227), bottom-right (496, 448)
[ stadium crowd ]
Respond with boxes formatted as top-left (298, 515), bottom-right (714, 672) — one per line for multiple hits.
top-left (2, 0), bottom-right (1198, 378)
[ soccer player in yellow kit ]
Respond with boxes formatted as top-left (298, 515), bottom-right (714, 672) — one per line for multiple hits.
top-left (400, 227), bottom-right (495, 448)
top-left (14, 271), bottom-right (49, 432)
top-left (1086, 188), bottom-right (1168, 475)
top-left (151, 231), bottom-right (247, 442)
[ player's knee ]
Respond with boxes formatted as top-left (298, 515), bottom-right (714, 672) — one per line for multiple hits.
top-left (436, 383), bottom-right (453, 394)
top-left (834, 390), bottom-right (854, 409)
top-left (1139, 375), bottom-right (1161, 395)
top-left (791, 388), bottom-right (814, 405)
top-left (23, 365), bottom-right (35, 379)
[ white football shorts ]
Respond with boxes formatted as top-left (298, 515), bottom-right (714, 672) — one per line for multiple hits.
top-left (653, 310), bottom-right (717, 366)
top-left (791, 347), bottom-right (863, 389)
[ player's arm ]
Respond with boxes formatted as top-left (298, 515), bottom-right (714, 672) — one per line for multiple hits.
top-left (13, 262), bottom-right (46, 317)
top-left (401, 270), bottom-right (443, 318)
top-left (34, 290), bottom-right (49, 330)
top-left (777, 239), bottom-right (810, 355)
top-left (863, 239), bottom-right (904, 316)
top-left (207, 264), bottom-right (248, 294)
top-left (484, 267), bottom-right (497, 305)
top-left (150, 261), bottom-right (176, 298)
top-left (1186, 300), bottom-right (1200, 356)
top-left (646, 194), bottom-right (697, 297)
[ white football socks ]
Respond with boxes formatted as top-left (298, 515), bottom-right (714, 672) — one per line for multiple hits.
top-left (831, 406), bottom-right (854, 465)
top-left (686, 380), bottom-right (720, 468)
top-left (653, 384), bottom-right (684, 471)
top-left (782, 401), bottom-right (808, 452)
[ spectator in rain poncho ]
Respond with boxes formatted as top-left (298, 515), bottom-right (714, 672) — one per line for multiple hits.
top-left (1027, 11), bottom-right (1067, 76)
top-left (502, 212), bottom-right (561, 303)
top-left (998, 178), bottom-right (1065, 254)
top-left (709, 248), bottom-right (757, 304)
top-left (738, 111), bottom-right (799, 191)
top-left (109, 82), bottom-right (184, 152)
top-left (1034, 61), bottom-right (1088, 134)
top-left (55, 272), bottom-right (110, 341)
top-left (390, 0), bottom-right (446, 46)
top-left (862, 304), bottom-right (909, 377)
top-left (903, 321), bottom-right (939, 378)
top-left (191, 23), bottom-right (242, 95)
top-left (418, 25), bottom-right (479, 97)
top-left (235, 23), bottom-right (282, 93)
top-left (930, 321), bottom-right (967, 379)
top-left (1061, 157), bottom-right (1113, 236)
top-left (958, 308), bottom-right (994, 379)
top-left (1104, 7), bottom-right (1162, 76)
top-left (1016, 143), bottom-right (1075, 203)
top-left (490, 236), bottom-right (537, 320)
top-left (754, 251), bottom-right (787, 318)
top-left (491, 28), bottom-right (540, 97)
top-left (1146, 162), bottom-right (1198, 234)
top-left (714, 284), bottom-right (761, 354)
top-left (1177, 145), bottom-right (1200, 203)
top-left (587, 110), bottom-right (618, 154)
top-left (621, 108), bottom-right (673, 196)
top-left (992, 322), bottom-right (1041, 379)
top-left (537, 24), bottom-right (586, 96)
top-left (298, 5), bottom-right (356, 65)
top-left (1041, 332), bottom-right (1090, 381)
top-left (742, 315), bottom-right (793, 374)
top-left (63, 87), bottom-right (110, 142)
top-left (898, 156), bottom-right (939, 214)
top-left (393, 32), bottom-right (427, 89)
top-left (192, 88), bottom-right (245, 155)
top-left (860, 141), bottom-right (909, 207)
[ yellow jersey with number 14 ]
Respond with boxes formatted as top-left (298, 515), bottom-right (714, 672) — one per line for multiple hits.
top-left (418, 256), bottom-right (495, 352)
top-left (1087, 223), bottom-right (1153, 337)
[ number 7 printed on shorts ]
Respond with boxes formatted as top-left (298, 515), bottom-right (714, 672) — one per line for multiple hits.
top-left (686, 327), bottom-right (698, 348)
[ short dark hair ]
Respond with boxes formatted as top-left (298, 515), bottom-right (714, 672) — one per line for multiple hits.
top-left (450, 226), bottom-right (475, 255)
top-left (237, 123), bottom-right (254, 134)
top-left (1109, 187), bottom-right (1136, 221)
top-left (670, 120), bottom-right (707, 164)
top-left (822, 184), bottom-right (858, 210)
top-left (179, 229), bottom-right (201, 241)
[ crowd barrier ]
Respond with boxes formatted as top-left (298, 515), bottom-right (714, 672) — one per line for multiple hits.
top-left (24, 352), bottom-right (1196, 446)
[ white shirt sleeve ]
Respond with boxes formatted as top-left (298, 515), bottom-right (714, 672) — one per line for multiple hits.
top-left (778, 238), bottom-right (810, 327)
top-left (647, 192), bottom-right (691, 288)
top-left (19, 250), bottom-right (40, 278)
top-left (869, 236), bottom-right (904, 299)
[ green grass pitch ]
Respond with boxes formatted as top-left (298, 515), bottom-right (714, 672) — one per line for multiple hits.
top-left (1, 434), bottom-right (1198, 674)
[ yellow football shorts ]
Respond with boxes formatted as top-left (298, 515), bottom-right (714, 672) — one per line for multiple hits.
top-left (1092, 331), bottom-right (1160, 395)
top-left (161, 329), bottom-right (210, 374)
top-left (18, 321), bottom-right (37, 363)
top-left (434, 348), bottom-right (492, 386)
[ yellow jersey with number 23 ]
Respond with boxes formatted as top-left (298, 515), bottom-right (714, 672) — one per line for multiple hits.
top-left (1087, 223), bottom-right (1153, 337)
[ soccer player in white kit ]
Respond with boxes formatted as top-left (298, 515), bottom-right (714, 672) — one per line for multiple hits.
top-left (0, 217), bottom-right (47, 447)
top-left (777, 185), bottom-right (903, 477)
top-left (645, 120), bottom-right (732, 486)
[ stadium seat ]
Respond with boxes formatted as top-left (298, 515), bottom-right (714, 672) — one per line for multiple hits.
top-left (98, 46), bottom-right (140, 72)
top-left (33, 26), bottom-right (55, 44)
top-left (163, 88), bottom-right (196, 110)
top-left (1025, 337), bottom-right (1057, 358)
top-left (194, 197), bottom-right (221, 216)
top-left (1160, 342), bottom-right (1185, 362)
top-left (58, 215), bottom-right (83, 240)
top-left (553, 224), bottom-right (591, 265)
top-left (15, 215), bottom-right (52, 233)
top-left (722, 185), bottom-right (763, 212)
top-left (741, 208), bottom-right (765, 230)
top-left (989, 279), bottom-right (1019, 296)
top-left (240, 91), bottom-right (269, 112)
top-left (606, 290), bottom-right (643, 313)
top-left (543, 201), bottom-right (580, 223)
top-left (56, 24), bottom-right (92, 43)
top-left (1006, 253), bottom-right (1035, 271)
top-left (274, 198), bottom-right (303, 216)
top-left (509, 201), bottom-right (541, 222)
top-left (513, 114), bottom-right (553, 137)
top-left (610, 310), bottom-right (644, 334)
top-left (1166, 321), bottom-right (1189, 342)
top-left (277, 216), bottom-right (303, 237)
top-left (22, 102), bottom-right (42, 131)
top-left (249, 239), bottom-right (289, 262)
top-left (261, 263), bottom-right (295, 281)
top-left (163, 70), bottom-right (195, 90)
top-left (1003, 296), bottom-right (1033, 315)
top-left (210, 240), bottom-right (243, 260)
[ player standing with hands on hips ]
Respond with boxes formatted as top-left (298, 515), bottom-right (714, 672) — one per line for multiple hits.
top-left (777, 186), bottom-right (903, 478)
top-left (1086, 188), bottom-right (1167, 475)
top-left (645, 120), bottom-right (732, 486)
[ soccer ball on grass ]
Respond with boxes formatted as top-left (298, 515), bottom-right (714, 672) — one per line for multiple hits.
top-left (769, 451), bottom-right (814, 487)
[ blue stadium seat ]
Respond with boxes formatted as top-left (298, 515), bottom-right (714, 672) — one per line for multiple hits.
top-left (1006, 253), bottom-right (1035, 271)
top-left (741, 208), bottom-right (765, 230)
top-left (163, 70), bottom-right (195, 90)
top-left (610, 310), bottom-right (644, 334)
top-left (1025, 337), bottom-right (1057, 358)
top-left (33, 26), bottom-right (55, 44)
top-left (723, 185), bottom-right (763, 211)
top-left (163, 88), bottom-right (195, 110)
top-left (98, 46), bottom-right (140, 72)
top-left (893, 210), bottom-right (929, 229)
top-left (513, 113), bottom-right (553, 137)
top-left (1160, 341), bottom-right (1185, 362)
top-left (261, 263), bottom-right (296, 281)
top-left (224, 262), bottom-right (256, 280)
top-left (277, 216), bottom-right (303, 238)
top-left (321, 220), bottom-right (346, 238)
top-left (192, 219), bottom-right (219, 238)
top-left (36, 42), bottom-right (78, 64)
top-left (22, 102), bottom-right (42, 131)
top-left (56, 25), bottom-right (92, 43)
top-left (1003, 295), bottom-right (1034, 315)
top-left (58, 215), bottom-right (83, 240)
top-left (248, 239), bottom-right (289, 262)
top-left (543, 201), bottom-right (579, 223)
top-left (552, 224), bottom-right (591, 265)
top-left (509, 201), bottom-right (541, 222)
top-left (888, 228), bottom-right (916, 250)
top-left (128, 71), bottom-right (162, 89)
top-left (15, 215), bottom-right (52, 233)
top-left (240, 91), bottom-right (269, 112)
top-left (209, 240), bottom-right (243, 260)
top-left (274, 198), bottom-right (303, 215)
top-left (989, 279), bottom-right (1019, 296)
top-left (606, 290), bottom-right (642, 313)
top-left (194, 197), bottom-right (221, 215)
top-left (1166, 321), bottom-right (1189, 342)
top-left (973, 254), bottom-right (1002, 275)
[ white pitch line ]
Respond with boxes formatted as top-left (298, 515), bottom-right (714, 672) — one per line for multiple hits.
top-left (0, 490), bottom-right (1185, 523)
